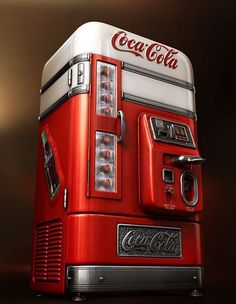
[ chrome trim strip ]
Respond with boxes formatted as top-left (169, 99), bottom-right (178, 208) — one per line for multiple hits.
top-left (66, 265), bottom-right (203, 292)
top-left (63, 188), bottom-right (68, 209)
top-left (69, 84), bottom-right (90, 96)
top-left (41, 53), bottom-right (90, 94)
top-left (123, 93), bottom-right (196, 119)
top-left (122, 62), bottom-right (196, 93)
top-left (38, 85), bottom-right (89, 121)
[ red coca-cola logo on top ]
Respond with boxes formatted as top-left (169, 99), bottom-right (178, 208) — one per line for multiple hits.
top-left (111, 31), bottom-right (178, 69)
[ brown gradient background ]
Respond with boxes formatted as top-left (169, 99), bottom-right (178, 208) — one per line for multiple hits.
top-left (0, 0), bottom-right (235, 302)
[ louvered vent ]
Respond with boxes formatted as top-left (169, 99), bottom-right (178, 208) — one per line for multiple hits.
top-left (34, 219), bottom-right (62, 282)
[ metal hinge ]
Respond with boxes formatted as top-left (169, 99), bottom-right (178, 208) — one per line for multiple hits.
top-left (63, 188), bottom-right (68, 209)
top-left (77, 63), bottom-right (84, 85)
top-left (68, 69), bottom-right (73, 86)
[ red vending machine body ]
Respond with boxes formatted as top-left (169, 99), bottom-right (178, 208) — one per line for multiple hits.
top-left (31, 22), bottom-right (204, 296)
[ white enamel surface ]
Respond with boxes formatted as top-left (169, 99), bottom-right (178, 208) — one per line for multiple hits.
top-left (42, 22), bottom-right (194, 87)
top-left (42, 35), bottom-right (73, 87)
top-left (122, 71), bottom-right (196, 113)
top-left (40, 71), bottom-right (68, 115)
top-left (40, 62), bottom-right (91, 115)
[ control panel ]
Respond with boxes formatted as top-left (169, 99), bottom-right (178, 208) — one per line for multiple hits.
top-left (139, 113), bottom-right (203, 215)
top-left (150, 117), bottom-right (195, 148)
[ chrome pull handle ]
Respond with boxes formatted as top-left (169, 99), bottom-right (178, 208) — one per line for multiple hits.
top-left (172, 155), bottom-right (206, 166)
top-left (117, 110), bottom-right (126, 143)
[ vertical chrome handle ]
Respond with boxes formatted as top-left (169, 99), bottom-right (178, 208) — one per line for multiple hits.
top-left (117, 110), bottom-right (126, 143)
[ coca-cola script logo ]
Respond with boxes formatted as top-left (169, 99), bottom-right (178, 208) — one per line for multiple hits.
top-left (118, 225), bottom-right (181, 257)
top-left (111, 31), bottom-right (178, 69)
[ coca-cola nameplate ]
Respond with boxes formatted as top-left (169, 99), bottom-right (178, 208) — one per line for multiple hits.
top-left (117, 224), bottom-right (182, 258)
top-left (111, 31), bottom-right (178, 70)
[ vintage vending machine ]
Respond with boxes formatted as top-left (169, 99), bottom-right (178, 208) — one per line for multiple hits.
top-left (31, 22), bottom-right (205, 299)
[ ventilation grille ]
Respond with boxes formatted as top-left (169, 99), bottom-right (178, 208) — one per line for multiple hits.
top-left (34, 219), bottom-right (62, 282)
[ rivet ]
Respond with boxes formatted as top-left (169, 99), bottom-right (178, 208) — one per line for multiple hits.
top-left (98, 276), bottom-right (105, 282)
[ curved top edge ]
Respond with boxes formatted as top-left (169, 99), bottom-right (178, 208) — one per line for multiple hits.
top-left (42, 21), bottom-right (194, 86)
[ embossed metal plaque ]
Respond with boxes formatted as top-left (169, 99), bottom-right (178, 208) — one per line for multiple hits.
top-left (117, 224), bottom-right (182, 258)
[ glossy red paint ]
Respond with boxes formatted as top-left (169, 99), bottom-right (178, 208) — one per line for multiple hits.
top-left (139, 112), bottom-right (203, 215)
top-left (31, 100), bottom-right (71, 293)
top-left (66, 60), bottom-right (201, 219)
top-left (31, 54), bottom-right (203, 294)
top-left (66, 214), bottom-right (202, 265)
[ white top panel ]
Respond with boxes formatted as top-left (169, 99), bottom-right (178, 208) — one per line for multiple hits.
top-left (42, 22), bottom-right (194, 87)
top-left (122, 71), bottom-right (196, 113)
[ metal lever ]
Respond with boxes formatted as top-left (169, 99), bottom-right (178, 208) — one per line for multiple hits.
top-left (117, 110), bottom-right (126, 143)
top-left (172, 155), bottom-right (206, 166)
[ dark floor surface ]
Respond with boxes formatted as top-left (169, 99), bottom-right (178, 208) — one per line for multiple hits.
top-left (0, 272), bottom-right (233, 304)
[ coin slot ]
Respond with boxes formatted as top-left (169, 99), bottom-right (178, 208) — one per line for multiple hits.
top-left (180, 171), bottom-right (198, 206)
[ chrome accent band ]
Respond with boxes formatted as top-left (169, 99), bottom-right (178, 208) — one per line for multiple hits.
top-left (66, 265), bottom-right (203, 292)
top-left (123, 93), bottom-right (196, 119)
top-left (63, 188), bottom-right (68, 209)
top-left (68, 84), bottom-right (90, 96)
top-left (41, 53), bottom-right (90, 94)
top-left (122, 62), bottom-right (195, 93)
top-left (38, 85), bottom-right (89, 121)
